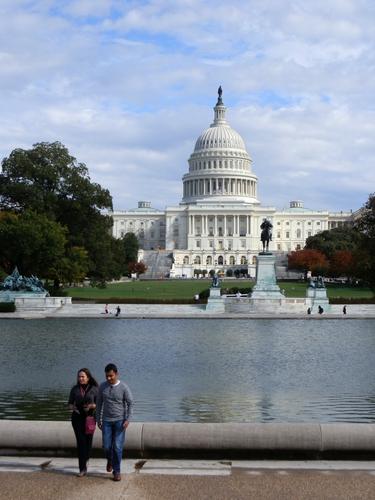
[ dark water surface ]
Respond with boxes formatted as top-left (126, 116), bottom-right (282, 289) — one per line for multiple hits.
top-left (0, 318), bottom-right (374, 422)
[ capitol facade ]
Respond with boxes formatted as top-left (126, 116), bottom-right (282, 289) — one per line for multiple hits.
top-left (110, 90), bottom-right (352, 278)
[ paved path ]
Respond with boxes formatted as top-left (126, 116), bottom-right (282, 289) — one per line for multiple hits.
top-left (1, 302), bottom-right (375, 319)
top-left (1, 457), bottom-right (375, 499)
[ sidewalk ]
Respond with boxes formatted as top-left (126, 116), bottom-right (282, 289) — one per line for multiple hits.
top-left (1, 457), bottom-right (375, 500)
top-left (1, 302), bottom-right (375, 319)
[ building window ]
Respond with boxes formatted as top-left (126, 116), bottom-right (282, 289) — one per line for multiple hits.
top-left (277, 244), bottom-right (281, 250)
top-left (183, 256), bottom-right (189, 264)
top-left (150, 231), bottom-right (154, 238)
top-left (241, 256), bottom-right (247, 265)
top-left (286, 221), bottom-right (289, 226)
top-left (317, 222), bottom-right (320, 225)
top-left (194, 256), bottom-right (201, 265)
top-left (218, 256), bottom-right (224, 265)
top-left (206, 256), bottom-right (212, 265)
top-left (252, 256), bottom-right (257, 265)
top-left (196, 240), bottom-right (201, 248)
top-left (296, 229), bottom-right (301, 238)
top-left (209, 240), bottom-right (214, 248)
top-left (277, 232), bottom-right (281, 239)
top-left (228, 240), bottom-right (233, 250)
top-left (286, 231), bottom-right (290, 238)
top-left (241, 239), bottom-right (246, 248)
top-left (308, 231), bottom-right (312, 237)
top-left (229, 256), bottom-right (235, 265)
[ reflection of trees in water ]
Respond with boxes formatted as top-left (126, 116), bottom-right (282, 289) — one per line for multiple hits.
top-left (0, 390), bottom-right (68, 420)
top-left (179, 393), bottom-right (274, 423)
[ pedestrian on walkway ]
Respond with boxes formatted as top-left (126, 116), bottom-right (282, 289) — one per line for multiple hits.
top-left (318, 305), bottom-right (324, 314)
top-left (96, 363), bottom-right (134, 482)
top-left (115, 305), bottom-right (121, 317)
top-left (104, 304), bottom-right (109, 314)
top-left (68, 368), bottom-right (98, 477)
top-left (343, 305), bottom-right (347, 315)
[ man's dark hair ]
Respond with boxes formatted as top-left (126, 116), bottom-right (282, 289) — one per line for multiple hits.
top-left (105, 363), bottom-right (118, 373)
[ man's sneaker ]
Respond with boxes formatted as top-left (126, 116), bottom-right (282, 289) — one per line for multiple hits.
top-left (113, 472), bottom-right (121, 481)
top-left (106, 461), bottom-right (113, 473)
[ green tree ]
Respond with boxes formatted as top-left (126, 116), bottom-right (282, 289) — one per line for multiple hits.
top-left (0, 142), bottom-right (123, 286)
top-left (354, 193), bottom-right (375, 289)
top-left (305, 226), bottom-right (363, 259)
top-left (0, 210), bottom-right (67, 278)
top-left (122, 232), bottom-right (139, 264)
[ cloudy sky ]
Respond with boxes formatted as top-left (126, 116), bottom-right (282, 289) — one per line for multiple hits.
top-left (1, 0), bottom-right (374, 212)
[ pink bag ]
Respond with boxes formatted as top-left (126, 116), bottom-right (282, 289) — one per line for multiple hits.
top-left (85, 416), bottom-right (96, 435)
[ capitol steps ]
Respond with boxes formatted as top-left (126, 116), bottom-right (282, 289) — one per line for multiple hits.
top-left (140, 250), bottom-right (173, 279)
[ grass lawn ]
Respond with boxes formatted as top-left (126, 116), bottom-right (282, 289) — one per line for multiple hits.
top-left (65, 279), bottom-right (374, 301)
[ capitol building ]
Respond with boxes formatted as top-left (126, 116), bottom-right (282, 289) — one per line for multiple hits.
top-left (110, 89), bottom-right (352, 278)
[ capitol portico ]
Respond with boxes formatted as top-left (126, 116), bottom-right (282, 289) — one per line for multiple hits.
top-left (111, 89), bottom-right (353, 278)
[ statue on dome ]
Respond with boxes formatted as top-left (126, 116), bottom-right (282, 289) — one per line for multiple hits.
top-left (217, 86), bottom-right (223, 104)
top-left (260, 218), bottom-right (273, 253)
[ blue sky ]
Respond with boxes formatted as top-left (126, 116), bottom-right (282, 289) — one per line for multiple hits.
top-left (0, 0), bottom-right (374, 212)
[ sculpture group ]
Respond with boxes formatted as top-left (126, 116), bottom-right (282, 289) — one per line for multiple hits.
top-left (0, 267), bottom-right (47, 294)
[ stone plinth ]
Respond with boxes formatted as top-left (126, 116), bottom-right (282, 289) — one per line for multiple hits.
top-left (312, 287), bottom-right (330, 313)
top-left (250, 253), bottom-right (285, 311)
top-left (14, 296), bottom-right (72, 311)
top-left (206, 287), bottom-right (225, 313)
top-left (0, 291), bottom-right (47, 303)
top-left (251, 254), bottom-right (284, 300)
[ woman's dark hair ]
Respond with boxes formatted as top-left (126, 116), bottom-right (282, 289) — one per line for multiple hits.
top-left (77, 368), bottom-right (98, 387)
top-left (105, 363), bottom-right (118, 373)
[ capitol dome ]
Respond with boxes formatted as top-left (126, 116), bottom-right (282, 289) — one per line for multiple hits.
top-left (194, 117), bottom-right (247, 152)
top-left (181, 88), bottom-right (259, 205)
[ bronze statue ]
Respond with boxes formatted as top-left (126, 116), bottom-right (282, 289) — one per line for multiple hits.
top-left (0, 267), bottom-right (47, 293)
top-left (218, 86), bottom-right (222, 99)
top-left (260, 218), bottom-right (273, 253)
top-left (211, 273), bottom-right (220, 288)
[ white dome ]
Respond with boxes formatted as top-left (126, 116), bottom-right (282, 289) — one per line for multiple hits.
top-left (181, 89), bottom-right (259, 206)
top-left (194, 123), bottom-right (247, 152)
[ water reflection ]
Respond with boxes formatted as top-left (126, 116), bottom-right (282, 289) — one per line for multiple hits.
top-left (0, 318), bottom-right (375, 422)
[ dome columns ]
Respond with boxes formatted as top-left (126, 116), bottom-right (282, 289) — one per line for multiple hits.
top-left (182, 177), bottom-right (257, 201)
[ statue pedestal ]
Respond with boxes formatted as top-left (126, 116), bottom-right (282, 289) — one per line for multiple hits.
top-left (251, 254), bottom-right (284, 299)
top-left (307, 286), bottom-right (330, 313)
top-left (206, 287), bottom-right (225, 313)
top-left (250, 254), bottom-right (284, 311)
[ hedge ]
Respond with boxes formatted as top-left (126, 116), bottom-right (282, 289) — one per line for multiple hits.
top-left (0, 302), bottom-right (16, 312)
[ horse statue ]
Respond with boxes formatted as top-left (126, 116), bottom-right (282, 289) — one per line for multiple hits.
top-left (260, 219), bottom-right (273, 253)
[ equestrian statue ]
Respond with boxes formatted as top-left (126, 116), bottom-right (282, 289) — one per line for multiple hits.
top-left (260, 218), bottom-right (273, 253)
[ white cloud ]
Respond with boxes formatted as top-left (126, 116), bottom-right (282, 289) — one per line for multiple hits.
top-left (0, 0), bottom-right (374, 214)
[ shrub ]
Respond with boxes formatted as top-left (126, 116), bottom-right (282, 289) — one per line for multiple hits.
top-left (0, 302), bottom-right (16, 312)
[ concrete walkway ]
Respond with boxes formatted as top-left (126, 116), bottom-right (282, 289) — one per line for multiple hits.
top-left (1, 457), bottom-right (375, 499)
top-left (1, 302), bottom-right (375, 319)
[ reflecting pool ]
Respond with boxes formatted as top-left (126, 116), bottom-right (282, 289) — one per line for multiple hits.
top-left (0, 318), bottom-right (374, 422)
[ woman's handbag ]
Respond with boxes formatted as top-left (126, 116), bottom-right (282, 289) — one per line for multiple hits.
top-left (85, 415), bottom-right (96, 435)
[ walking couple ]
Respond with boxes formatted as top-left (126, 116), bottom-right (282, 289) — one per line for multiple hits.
top-left (68, 363), bottom-right (134, 481)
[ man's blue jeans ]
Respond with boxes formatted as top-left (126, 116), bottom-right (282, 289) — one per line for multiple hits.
top-left (102, 420), bottom-right (126, 473)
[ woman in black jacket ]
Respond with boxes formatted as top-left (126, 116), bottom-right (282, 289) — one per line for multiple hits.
top-left (68, 368), bottom-right (99, 477)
